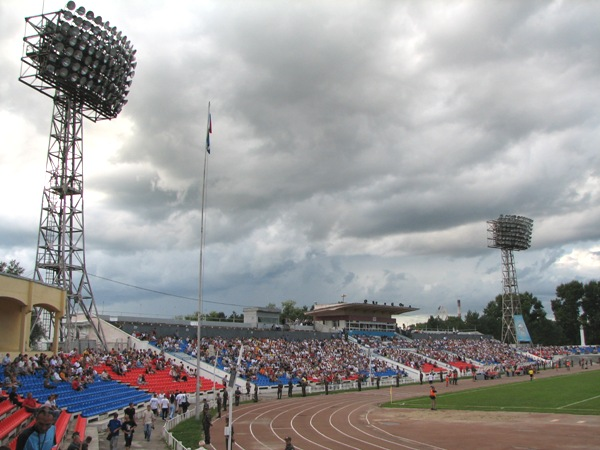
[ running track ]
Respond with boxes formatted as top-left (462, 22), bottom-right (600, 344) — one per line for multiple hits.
top-left (204, 365), bottom-right (600, 450)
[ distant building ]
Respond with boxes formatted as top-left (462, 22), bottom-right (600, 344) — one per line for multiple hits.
top-left (243, 306), bottom-right (281, 327)
top-left (305, 301), bottom-right (418, 337)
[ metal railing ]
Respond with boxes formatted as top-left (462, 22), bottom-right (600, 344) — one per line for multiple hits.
top-left (162, 406), bottom-right (197, 450)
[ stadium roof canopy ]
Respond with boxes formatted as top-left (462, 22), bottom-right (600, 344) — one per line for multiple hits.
top-left (305, 301), bottom-right (418, 320)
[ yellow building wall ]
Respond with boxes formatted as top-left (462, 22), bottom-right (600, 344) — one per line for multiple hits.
top-left (0, 273), bottom-right (65, 354)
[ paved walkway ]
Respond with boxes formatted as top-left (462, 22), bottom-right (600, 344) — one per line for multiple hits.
top-left (94, 415), bottom-right (171, 450)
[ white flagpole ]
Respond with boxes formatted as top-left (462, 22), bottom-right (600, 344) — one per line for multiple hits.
top-left (196, 102), bottom-right (211, 420)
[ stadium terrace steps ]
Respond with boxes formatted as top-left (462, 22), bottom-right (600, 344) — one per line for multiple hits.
top-left (0, 408), bottom-right (32, 443)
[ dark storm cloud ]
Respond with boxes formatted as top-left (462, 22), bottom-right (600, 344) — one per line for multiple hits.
top-left (2, 0), bottom-right (600, 321)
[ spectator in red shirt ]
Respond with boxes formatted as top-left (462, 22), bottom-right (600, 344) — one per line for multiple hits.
top-left (71, 377), bottom-right (83, 391)
top-left (22, 392), bottom-right (38, 413)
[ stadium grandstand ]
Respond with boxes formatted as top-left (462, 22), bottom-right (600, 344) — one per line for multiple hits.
top-left (1, 273), bottom-right (598, 448)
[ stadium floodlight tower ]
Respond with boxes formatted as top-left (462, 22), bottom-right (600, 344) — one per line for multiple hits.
top-left (487, 215), bottom-right (534, 346)
top-left (19, 1), bottom-right (137, 350)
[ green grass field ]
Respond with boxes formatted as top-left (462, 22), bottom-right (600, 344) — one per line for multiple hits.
top-left (386, 370), bottom-right (600, 415)
top-left (171, 417), bottom-right (203, 448)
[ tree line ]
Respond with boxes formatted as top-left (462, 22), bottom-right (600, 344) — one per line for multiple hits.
top-left (418, 280), bottom-right (600, 345)
top-left (2, 259), bottom-right (597, 345)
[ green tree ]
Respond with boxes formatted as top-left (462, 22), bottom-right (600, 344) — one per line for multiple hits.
top-left (463, 310), bottom-right (480, 330)
top-left (206, 311), bottom-right (226, 321)
top-left (518, 292), bottom-right (564, 345)
top-left (477, 296), bottom-right (502, 339)
top-left (551, 281), bottom-right (584, 344)
top-left (229, 311), bottom-right (243, 322)
top-left (476, 292), bottom-right (563, 344)
top-left (425, 315), bottom-right (445, 330)
top-left (581, 280), bottom-right (600, 344)
top-left (0, 259), bottom-right (25, 276)
top-left (280, 300), bottom-right (307, 324)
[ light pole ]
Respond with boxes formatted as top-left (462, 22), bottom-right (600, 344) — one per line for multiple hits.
top-left (19, 1), bottom-right (136, 350)
top-left (487, 215), bottom-right (533, 346)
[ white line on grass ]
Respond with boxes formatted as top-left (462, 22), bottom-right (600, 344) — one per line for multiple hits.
top-left (558, 394), bottom-right (600, 409)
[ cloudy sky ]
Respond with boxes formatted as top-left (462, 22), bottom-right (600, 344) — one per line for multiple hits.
top-left (1, 0), bottom-right (599, 325)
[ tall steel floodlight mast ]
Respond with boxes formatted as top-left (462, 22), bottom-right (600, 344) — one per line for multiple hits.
top-left (19, 1), bottom-right (137, 350)
top-left (487, 215), bottom-right (533, 345)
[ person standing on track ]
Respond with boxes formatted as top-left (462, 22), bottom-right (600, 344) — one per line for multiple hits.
top-left (429, 386), bottom-right (437, 410)
top-left (216, 392), bottom-right (222, 418)
top-left (224, 417), bottom-right (234, 449)
top-left (234, 387), bottom-right (241, 406)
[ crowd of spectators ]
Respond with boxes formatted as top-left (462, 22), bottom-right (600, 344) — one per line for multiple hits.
top-left (354, 335), bottom-right (578, 375)
top-left (158, 336), bottom-right (398, 383)
top-left (146, 333), bottom-right (578, 384)
top-left (0, 332), bottom-right (590, 399)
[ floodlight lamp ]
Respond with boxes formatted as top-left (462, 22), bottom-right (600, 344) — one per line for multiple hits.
top-left (487, 214), bottom-right (533, 251)
top-left (21, 3), bottom-right (138, 121)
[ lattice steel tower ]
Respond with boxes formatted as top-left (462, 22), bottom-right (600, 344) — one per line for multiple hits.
top-left (19, 1), bottom-right (137, 350)
top-left (487, 215), bottom-right (533, 345)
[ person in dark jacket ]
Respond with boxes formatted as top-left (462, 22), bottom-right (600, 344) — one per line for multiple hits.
top-left (202, 411), bottom-right (212, 445)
